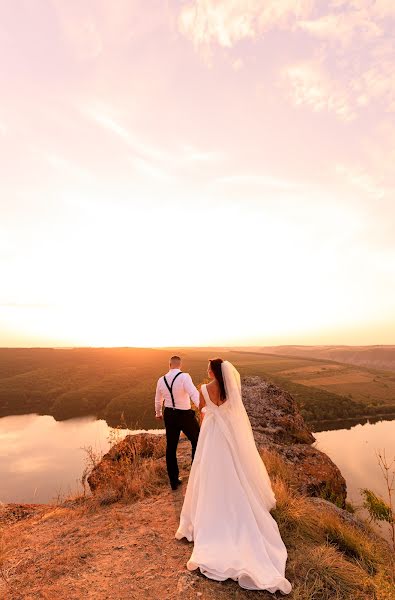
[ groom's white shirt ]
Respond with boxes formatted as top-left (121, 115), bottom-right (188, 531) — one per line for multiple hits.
top-left (155, 368), bottom-right (199, 416)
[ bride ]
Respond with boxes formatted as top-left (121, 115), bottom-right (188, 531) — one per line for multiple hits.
top-left (175, 358), bottom-right (292, 594)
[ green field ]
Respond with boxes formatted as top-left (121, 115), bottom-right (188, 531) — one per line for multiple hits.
top-left (0, 347), bottom-right (395, 429)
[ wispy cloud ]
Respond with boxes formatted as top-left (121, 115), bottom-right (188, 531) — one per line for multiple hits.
top-left (178, 0), bottom-right (313, 48)
top-left (179, 1), bottom-right (395, 122)
top-left (82, 104), bottom-right (224, 174)
top-left (335, 164), bottom-right (387, 199)
top-left (180, 145), bottom-right (224, 163)
top-left (298, 11), bottom-right (380, 45)
top-left (289, 2), bottom-right (395, 117)
top-left (283, 53), bottom-right (395, 120)
top-left (282, 59), bottom-right (355, 120)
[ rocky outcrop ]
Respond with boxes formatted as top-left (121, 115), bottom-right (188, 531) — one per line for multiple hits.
top-left (87, 432), bottom-right (166, 493)
top-left (242, 376), bottom-right (347, 505)
top-left (88, 376), bottom-right (347, 506)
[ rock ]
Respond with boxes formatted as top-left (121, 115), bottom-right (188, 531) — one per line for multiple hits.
top-left (242, 377), bottom-right (315, 446)
top-left (87, 432), bottom-right (166, 492)
top-left (242, 377), bottom-right (347, 506)
top-left (0, 502), bottom-right (45, 525)
top-left (177, 572), bottom-right (195, 593)
top-left (309, 497), bottom-right (372, 534)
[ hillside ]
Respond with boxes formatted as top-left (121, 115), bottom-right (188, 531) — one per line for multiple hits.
top-left (1, 347), bottom-right (395, 429)
top-left (259, 345), bottom-right (395, 373)
top-left (1, 376), bottom-right (393, 600)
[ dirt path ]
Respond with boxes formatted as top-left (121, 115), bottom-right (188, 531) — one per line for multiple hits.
top-left (1, 441), bottom-right (274, 600)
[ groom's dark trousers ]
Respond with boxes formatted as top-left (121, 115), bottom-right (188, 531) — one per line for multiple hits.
top-left (163, 406), bottom-right (200, 486)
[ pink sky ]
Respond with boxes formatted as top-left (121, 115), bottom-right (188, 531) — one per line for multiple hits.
top-left (0, 1), bottom-right (394, 347)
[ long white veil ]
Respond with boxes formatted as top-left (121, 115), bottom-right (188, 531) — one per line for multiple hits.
top-left (221, 360), bottom-right (276, 511)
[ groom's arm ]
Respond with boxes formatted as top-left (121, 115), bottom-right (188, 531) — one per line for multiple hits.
top-left (154, 379), bottom-right (164, 418)
top-left (183, 374), bottom-right (199, 408)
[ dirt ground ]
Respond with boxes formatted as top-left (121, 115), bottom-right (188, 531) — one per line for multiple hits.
top-left (1, 441), bottom-right (277, 600)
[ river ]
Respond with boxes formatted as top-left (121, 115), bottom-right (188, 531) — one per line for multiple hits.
top-left (1, 414), bottom-right (394, 518)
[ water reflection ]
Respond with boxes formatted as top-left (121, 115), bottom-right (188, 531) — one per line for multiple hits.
top-left (1, 413), bottom-right (394, 511)
top-left (312, 414), bottom-right (395, 433)
top-left (313, 419), bottom-right (395, 506)
top-left (0, 413), bottom-right (164, 504)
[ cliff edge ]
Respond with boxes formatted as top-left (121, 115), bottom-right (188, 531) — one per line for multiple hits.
top-left (0, 377), bottom-right (392, 600)
top-left (88, 376), bottom-right (346, 506)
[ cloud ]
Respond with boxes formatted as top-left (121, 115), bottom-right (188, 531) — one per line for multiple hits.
top-left (179, 1), bottom-right (394, 123)
top-left (180, 145), bottom-right (224, 163)
top-left (84, 106), bottom-right (176, 163)
top-left (298, 11), bottom-right (380, 45)
top-left (332, 0), bottom-right (395, 19)
top-left (282, 59), bottom-right (355, 120)
top-left (351, 62), bottom-right (395, 112)
top-left (80, 104), bottom-right (224, 182)
top-left (178, 0), bottom-right (313, 48)
top-left (283, 0), bottom-right (395, 120)
top-left (284, 51), bottom-right (395, 119)
top-left (335, 164), bottom-right (387, 199)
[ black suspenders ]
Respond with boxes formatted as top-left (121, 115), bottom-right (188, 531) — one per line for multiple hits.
top-left (163, 372), bottom-right (183, 409)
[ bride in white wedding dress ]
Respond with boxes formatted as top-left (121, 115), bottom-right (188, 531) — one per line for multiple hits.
top-left (175, 358), bottom-right (292, 594)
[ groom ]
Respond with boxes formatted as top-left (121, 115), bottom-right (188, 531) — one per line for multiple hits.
top-left (155, 356), bottom-right (200, 490)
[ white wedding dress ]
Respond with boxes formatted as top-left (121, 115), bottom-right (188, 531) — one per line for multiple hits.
top-left (175, 361), bottom-right (292, 594)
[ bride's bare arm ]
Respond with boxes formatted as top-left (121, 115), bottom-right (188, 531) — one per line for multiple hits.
top-left (199, 389), bottom-right (206, 418)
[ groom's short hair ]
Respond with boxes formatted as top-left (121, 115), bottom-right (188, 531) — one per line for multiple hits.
top-left (170, 355), bottom-right (181, 365)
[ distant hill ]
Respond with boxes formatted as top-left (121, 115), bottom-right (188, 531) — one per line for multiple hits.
top-left (257, 345), bottom-right (395, 372)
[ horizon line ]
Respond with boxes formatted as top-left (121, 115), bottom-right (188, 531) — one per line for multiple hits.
top-left (0, 343), bottom-right (394, 350)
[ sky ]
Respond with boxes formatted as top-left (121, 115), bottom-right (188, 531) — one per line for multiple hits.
top-left (0, 0), bottom-right (394, 347)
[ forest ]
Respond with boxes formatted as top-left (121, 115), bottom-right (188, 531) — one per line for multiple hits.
top-left (1, 347), bottom-right (395, 430)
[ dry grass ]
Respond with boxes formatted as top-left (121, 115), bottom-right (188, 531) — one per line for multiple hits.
top-left (259, 447), bottom-right (298, 488)
top-left (4, 438), bottom-right (391, 600)
top-left (267, 457), bottom-right (395, 600)
top-left (81, 440), bottom-right (394, 599)
top-left (75, 435), bottom-right (169, 512)
top-left (257, 447), bottom-right (394, 598)
top-left (92, 455), bottom-right (169, 507)
top-left (0, 529), bottom-right (16, 587)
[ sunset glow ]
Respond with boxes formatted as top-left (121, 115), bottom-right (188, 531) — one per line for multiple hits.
top-left (1, 1), bottom-right (394, 347)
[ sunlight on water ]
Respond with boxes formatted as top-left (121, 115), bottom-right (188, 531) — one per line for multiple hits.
top-left (314, 419), bottom-right (395, 507)
top-left (0, 413), bottom-right (165, 504)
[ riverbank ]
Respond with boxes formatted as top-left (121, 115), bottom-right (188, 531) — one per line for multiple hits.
top-left (311, 412), bottom-right (395, 433)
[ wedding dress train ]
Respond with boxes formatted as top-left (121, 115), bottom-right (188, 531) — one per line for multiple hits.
top-left (175, 362), bottom-right (292, 594)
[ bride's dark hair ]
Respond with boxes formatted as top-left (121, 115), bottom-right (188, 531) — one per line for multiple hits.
top-left (209, 358), bottom-right (226, 401)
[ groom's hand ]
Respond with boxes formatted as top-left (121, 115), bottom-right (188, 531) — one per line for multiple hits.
top-left (155, 414), bottom-right (163, 420)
